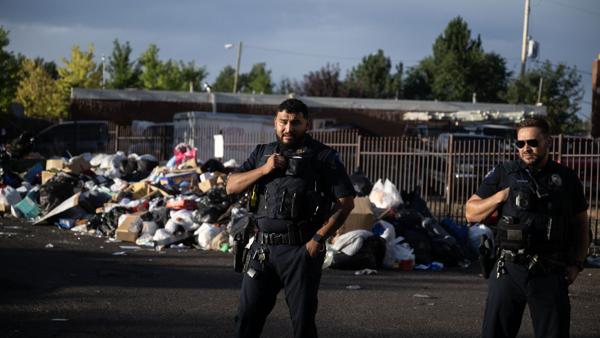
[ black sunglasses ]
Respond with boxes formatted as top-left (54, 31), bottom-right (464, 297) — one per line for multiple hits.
top-left (515, 139), bottom-right (539, 149)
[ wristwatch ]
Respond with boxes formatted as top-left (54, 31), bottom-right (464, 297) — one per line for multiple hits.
top-left (311, 233), bottom-right (326, 245)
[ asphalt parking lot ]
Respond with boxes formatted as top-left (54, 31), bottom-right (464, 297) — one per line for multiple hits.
top-left (1, 217), bottom-right (599, 338)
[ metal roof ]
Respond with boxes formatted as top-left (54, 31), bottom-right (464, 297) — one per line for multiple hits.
top-left (71, 88), bottom-right (546, 117)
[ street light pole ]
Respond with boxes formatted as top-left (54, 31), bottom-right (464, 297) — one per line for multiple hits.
top-left (233, 41), bottom-right (242, 93)
top-left (101, 54), bottom-right (106, 89)
top-left (520, 0), bottom-right (531, 78)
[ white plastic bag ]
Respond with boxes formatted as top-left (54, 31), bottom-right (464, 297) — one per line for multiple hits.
top-left (169, 209), bottom-right (194, 231)
top-left (194, 223), bottom-right (223, 250)
top-left (330, 230), bottom-right (373, 256)
top-left (374, 220), bottom-right (397, 268)
top-left (369, 179), bottom-right (403, 210)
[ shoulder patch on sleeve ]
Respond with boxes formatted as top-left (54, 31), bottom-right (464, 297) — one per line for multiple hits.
top-left (484, 167), bottom-right (495, 180)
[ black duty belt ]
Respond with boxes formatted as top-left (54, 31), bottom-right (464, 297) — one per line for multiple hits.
top-left (257, 231), bottom-right (307, 245)
top-left (500, 249), bottom-right (529, 265)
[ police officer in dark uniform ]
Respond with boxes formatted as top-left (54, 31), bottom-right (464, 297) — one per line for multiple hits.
top-left (466, 116), bottom-right (589, 338)
top-left (227, 98), bottom-right (355, 338)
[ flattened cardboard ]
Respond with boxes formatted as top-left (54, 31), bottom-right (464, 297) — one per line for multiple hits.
top-left (34, 192), bottom-right (81, 225)
top-left (46, 159), bottom-right (65, 171)
top-left (337, 197), bottom-right (376, 235)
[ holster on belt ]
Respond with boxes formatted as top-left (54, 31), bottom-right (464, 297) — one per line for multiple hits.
top-left (233, 217), bottom-right (255, 273)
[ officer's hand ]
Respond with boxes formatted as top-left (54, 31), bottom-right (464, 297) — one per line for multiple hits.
top-left (305, 240), bottom-right (323, 258)
top-left (261, 153), bottom-right (287, 175)
top-left (565, 265), bottom-right (580, 284)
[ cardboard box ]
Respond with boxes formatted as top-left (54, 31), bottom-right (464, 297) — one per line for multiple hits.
top-left (127, 181), bottom-right (149, 200)
top-left (337, 197), bottom-right (376, 235)
top-left (65, 155), bottom-right (92, 174)
top-left (41, 171), bottom-right (57, 185)
top-left (159, 172), bottom-right (198, 188)
top-left (115, 213), bottom-right (144, 243)
top-left (198, 178), bottom-right (218, 193)
top-left (46, 159), bottom-right (65, 171)
top-left (35, 192), bottom-right (81, 225)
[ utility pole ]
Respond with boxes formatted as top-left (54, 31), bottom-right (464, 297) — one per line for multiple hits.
top-left (101, 54), bottom-right (106, 89)
top-left (592, 54), bottom-right (600, 137)
top-left (233, 41), bottom-right (242, 93)
top-left (520, 0), bottom-right (531, 78)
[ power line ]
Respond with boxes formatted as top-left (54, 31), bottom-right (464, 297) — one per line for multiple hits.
top-left (245, 45), bottom-right (363, 61)
top-left (245, 44), bottom-right (422, 66)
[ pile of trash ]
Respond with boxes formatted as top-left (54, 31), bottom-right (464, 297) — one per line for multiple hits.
top-left (323, 170), bottom-right (492, 271)
top-left (0, 145), bottom-right (244, 251)
top-left (1, 145), bottom-right (490, 271)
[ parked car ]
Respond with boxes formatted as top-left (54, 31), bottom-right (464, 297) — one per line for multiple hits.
top-left (427, 133), bottom-right (511, 197)
top-left (32, 121), bottom-right (109, 157)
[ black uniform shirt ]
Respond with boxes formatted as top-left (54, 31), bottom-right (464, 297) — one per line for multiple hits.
top-left (235, 134), bottom-right (355, 232)
top-left (476, 159), bottom-right (588, 218)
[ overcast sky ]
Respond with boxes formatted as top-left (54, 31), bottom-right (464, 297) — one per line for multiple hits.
top-left (1, 0), bottom-right (598, 119)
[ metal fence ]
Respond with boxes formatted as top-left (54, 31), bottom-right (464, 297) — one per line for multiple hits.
top-left (109, 125), bottom-right (600, 243)
top-left (108, 123), bottom-right (173, 161)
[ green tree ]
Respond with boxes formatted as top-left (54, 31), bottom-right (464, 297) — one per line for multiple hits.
top-left (33, 57), bottom-right (59, 80)
top-left (344, 49), bottom-right (394, 98)
top-left (179, 61), bottom-right (208, 92)
top-left (506, 61), bottom-right (583, 134)
top-left (424, 16), bottom-right (509, 102)
top-left (107, 39), bottom-right (140, 89)
top-left (57, 43), bottom-right (102, 92)
top-left (242, 62), bottom-right (273, 94)
top-left (390, 62), bottom-right (404, 99)
top-left (301, 63), bottom-right (343, 97)
top-left (16, 59), bottom-right (66, 119)
top-left (403, 58), bottom-right (434, 100)
top-left (0, 26), bottom-right (23, 114)
top-left (212, 66), bottom-right (236, 92)
top-left (158, 59), bottom-right (183, 90)
top-left (275, 77), bottom-right (297, 95)
top-left (138, 44), bottom-right (163, 89)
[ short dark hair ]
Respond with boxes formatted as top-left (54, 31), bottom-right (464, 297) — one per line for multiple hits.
top-left (278, 98), bottom-right (308, 118)
top-left (517, 116), bottom-right (550, 136)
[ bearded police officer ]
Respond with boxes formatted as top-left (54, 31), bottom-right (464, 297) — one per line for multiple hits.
top-left (465, 116), bottom-right (589, 338)
top-left (227, 98), bottom-right (355, 338)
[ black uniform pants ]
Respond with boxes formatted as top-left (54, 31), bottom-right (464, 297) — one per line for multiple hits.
top-left (235, 242), bottom-right (325, 338)
top-left (482, 261), bottom-right (570, 338)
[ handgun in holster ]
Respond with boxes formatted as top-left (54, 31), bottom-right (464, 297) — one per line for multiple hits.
top-left (233, 215), bottom-right (255, 273)
top-left (479, 234), bottom-right (496, 279)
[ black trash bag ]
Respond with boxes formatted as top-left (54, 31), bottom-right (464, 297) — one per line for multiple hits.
top-left (120, 157), bottom-right (138, 179)
top-left (390, 206), bottom-right (424, 233)
top-left (421, 218), bottom-right (465, 266)
top-left (349, 168), bottom-right (373, 196)
top-left (201, 158), bottom-right (225, 173)
top-left (39, 172), bottom-right (80, 212)
top-left (400, 188), bottom-right (434, 219)
top-left (137, 158), bottom-right (158, 174)
top-left (329, 235), bottom-right (386, 270)
top-left (194, 187), bottom-right (232, 223)
top-left (9, 132), bottom-right (34, 159)
top-left (150, 206), bottom-right (169, 227)
top-left (402, 227), bottom-right (434, 265)
top-left (88, 206), bottom-right (129, 237)
top-left (78, 189), bottom-right (112, 213)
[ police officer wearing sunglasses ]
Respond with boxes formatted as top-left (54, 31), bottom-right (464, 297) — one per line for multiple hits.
top-left (466, 116), bottom-right (589, 338)
top-left (227, 98), bottom-right (355, 338)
